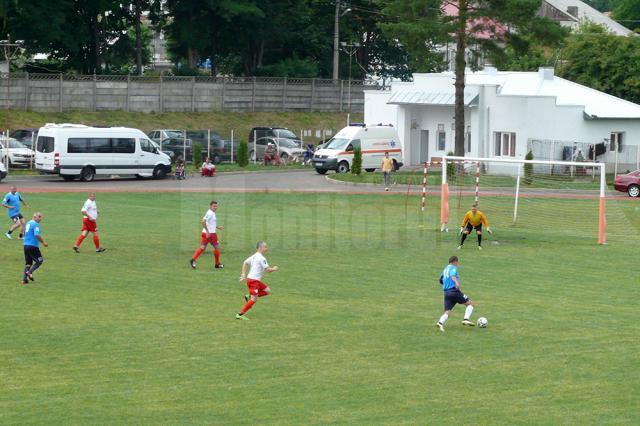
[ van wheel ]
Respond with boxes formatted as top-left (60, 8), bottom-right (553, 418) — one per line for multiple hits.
top-left (392, 160), bottom-right (398, 171)
top-left (80, 166), bottom-right (96, 182)
top-left (315, 168), bottom-right (327, 175)
top-left (337, 161), bottom-right (350, 173)
top-left (61, 175), bottom-right (76, 181)
top-left (365, 168), bottom-right (375, 172)
top-left (153, 165), bottom-right (167, 179)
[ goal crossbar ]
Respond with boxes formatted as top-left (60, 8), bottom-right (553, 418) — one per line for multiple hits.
top-left (440, 156), bottom-right (607, 244)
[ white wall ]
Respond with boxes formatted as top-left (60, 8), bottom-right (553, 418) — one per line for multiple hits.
top-left (364, 91), bottom-right (397, 126)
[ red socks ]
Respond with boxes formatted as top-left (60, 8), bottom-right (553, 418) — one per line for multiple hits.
top-left (239, 299), bottom-right (255, 315)
top-left (75, 234), bottom-right (86, 247)
top-left (192, 247), bottom-right (204, 260)
top-left (214, 248), bottom-right (221, 265)
top-left (93, 235), bottom-right (100, 249)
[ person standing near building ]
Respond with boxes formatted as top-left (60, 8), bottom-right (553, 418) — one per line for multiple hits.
top-left (190, 200), bottom-right (223, 269)
top-left (381, 151), bottom-right (394, 191)
top-left (236, 241), bottom-right (278, 320)
top-left (22, 212), bottom-right (48, 285)
top-left (436, 255), bottom-right (475, 332)
top-left (3, 185), bottom-right (29, 239)
top-left (458, 203), bottom-right (491, 250)
top-left (73, 192), bottom-right (106, 253)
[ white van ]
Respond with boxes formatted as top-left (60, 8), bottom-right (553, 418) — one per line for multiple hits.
top-left (312, 124), bottom-right (402, 174)
top-left (35, 124), bottom-right (172, 181)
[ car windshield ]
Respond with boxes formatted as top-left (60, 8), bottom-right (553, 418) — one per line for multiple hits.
top-left (325, 138), bottom-right (350, 150)
top-left (274, 129), bottom-right (298, 139)
top-left (6, 139), bottom-right (26, 149)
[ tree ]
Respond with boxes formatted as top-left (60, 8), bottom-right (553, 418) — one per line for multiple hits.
top-left (558, 22), bottom-right (640, 104)
top-left (351, 146), bottom-right (362, 175)
top-left (380, 0), bottom-right (564, 157)
top-left (613, 0), bottom-right (640, 31)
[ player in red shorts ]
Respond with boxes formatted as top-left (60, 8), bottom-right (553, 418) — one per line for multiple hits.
top-left (73, 192), bottom-right (106, 253)
top-left (190, 200), bottom-right (224, 270)
top-left (236, 241), bottom-right (279, 320)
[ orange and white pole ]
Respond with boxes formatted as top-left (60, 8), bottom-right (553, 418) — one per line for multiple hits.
top-left (421, 161), bottom-right (428, 211)
top-left (440, 158), bottom-right (449, 232)
top-left (598, 163), bottom-right (607, 245)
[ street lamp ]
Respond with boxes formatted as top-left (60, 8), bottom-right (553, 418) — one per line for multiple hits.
top-left (340, 41), bottom-right (360, 112)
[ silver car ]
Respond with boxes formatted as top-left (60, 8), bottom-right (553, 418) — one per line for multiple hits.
top-left (249, 137), bottom-right (305, 163)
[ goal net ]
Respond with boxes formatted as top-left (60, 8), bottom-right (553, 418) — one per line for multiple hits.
top-left (439, 156), bottom-right (607, 245)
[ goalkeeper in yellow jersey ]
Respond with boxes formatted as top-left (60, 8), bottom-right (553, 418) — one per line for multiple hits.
top-left (458, 204), bottom-right (492, 250)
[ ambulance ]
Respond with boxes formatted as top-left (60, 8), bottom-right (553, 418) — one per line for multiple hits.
top-left (312, 124), bottom-right (402, 174)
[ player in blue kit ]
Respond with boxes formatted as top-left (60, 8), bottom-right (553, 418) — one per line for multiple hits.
top-left (21, 212), bottom-right (48, 285)
top-left (2, 185), bottom-right (29, 239)
top-left (436, 255), bottom-right (475, 332)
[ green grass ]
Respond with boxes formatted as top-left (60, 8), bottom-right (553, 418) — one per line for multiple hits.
top-left (1, 192), bottom-right (639, 424)
top-left (332, 170), bottom-right (618, 190)
top-left (0, 110), bottom-right (361, 144)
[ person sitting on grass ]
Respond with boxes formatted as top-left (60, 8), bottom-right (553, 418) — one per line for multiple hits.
top-left (201, 158), bottom-right (216, 177)
top-left (263, 143), bottom-right (281, 166)
top-left (175, 160), bottom-right (186, 180)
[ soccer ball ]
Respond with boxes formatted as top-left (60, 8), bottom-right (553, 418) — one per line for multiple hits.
top-left (477, 317), bottom-right (488, 328)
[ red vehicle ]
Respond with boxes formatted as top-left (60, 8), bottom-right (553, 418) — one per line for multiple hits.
top-left (614, 170), bottom-right (640, 197)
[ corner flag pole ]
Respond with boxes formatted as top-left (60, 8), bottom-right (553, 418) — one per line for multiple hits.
top-left (421, 161), bottom-right (428, 211)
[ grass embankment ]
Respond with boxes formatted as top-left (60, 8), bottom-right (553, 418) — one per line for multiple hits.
top-left (0, 110), bottom-right (362, 143)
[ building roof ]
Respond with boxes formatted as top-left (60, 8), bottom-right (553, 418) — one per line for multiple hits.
top-left (387, 90), bottom-right (479, 106)
top-left (542, 0), bottom-right (634, 36)
top-left (389, 68), bottom-right (640, 120)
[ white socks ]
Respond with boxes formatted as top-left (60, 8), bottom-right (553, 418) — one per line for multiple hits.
top-left (438, 313), bottom-right (449, 324)
top-left (464, 305), bottom-right (474, 320)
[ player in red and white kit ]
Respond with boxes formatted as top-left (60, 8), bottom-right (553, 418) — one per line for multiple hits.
top-left (236, 241), bottom-right (278, 320)
top-left (73, 192), bottom-right (106, 253)
top-left (190, 200), bottom-right (224, 269)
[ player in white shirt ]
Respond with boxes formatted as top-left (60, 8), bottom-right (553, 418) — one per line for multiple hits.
top-left (73, 192), bottom-right (106, 253)
top-left (236, 241), bottom-right (279, 320)
top-left (190, 200), bottom-right (224, 270)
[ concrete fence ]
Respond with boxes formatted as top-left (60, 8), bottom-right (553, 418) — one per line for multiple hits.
top-left (0, 73), bottom-right (375, 113)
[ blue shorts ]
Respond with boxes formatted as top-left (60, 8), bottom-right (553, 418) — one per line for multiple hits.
top-left (444, 288), bottom-right (469, 311)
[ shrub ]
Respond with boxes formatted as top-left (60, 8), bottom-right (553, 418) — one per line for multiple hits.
top-left (351, 147), bottom-right (362, 175)
top-left (524, 150), bottom-right (534, 185)
top-left (193, 143), bottom-right (203, 171)
top-left (237, 140), bottom-right (249, 167)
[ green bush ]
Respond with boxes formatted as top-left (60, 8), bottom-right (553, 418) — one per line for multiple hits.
top-left (351, 147), bottom-right (362, 176)
top-left (193, 143), bottom-right (203, 171)
top-left (446, 151), bottom-right (456, 182)
top-left (524, 150), bottom-right (534, 185)
top-left (237, 140), bottom-right (249, 167)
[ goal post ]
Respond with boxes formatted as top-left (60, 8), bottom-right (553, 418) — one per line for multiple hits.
top-left (441, 156), bottom-right (607, 245)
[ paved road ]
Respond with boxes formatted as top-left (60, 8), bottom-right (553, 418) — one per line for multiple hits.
top-left (0, 170), bottom-right (387, 193)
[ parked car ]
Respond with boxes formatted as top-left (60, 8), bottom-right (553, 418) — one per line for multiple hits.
top-left (187, 131), bottom-right (237, 163)
top-left (0, 161), bottom-right (6, 181)
top-left (248, 127), bottom-right (302, 147)
top-left (0, 137), bottom-right (35, 167)
top-left (614, 169), bottom-right (640, 197)
top-left (9, 128), bottom-right (39, 149)
top-left (147, 129), bottom-right (186, 143)
top-left (248, 137), bottom-right (305, 163)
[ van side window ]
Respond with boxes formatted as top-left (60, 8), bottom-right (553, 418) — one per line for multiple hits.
top-left (346, 139), bottom-right (360, 152)
top-left (112, 138), bottom-right (135, 154)
top-left (68, 138), bottom-right (90, 153)
top-left (140, 139), bottom-right (155, 153)
top-left (36, 136), bottom-right (54, 153)
top-left (92, 138), bottom-right (111, 153)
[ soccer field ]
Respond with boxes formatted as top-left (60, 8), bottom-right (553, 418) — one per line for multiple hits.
top-left (1, 192), bottom-right (639, 424)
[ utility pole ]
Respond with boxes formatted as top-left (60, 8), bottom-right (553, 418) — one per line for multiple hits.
top-left (332, 0), bottom-right (340, 80)
top-left (0, 34), bottom-right (24, 74)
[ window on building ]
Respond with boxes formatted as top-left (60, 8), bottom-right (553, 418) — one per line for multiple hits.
top-left (494, 132), bottom-right (516, 157)
top-left (466, 126), bottom-right (471, 153)
top-left (610, 132), bottom-right (624, 153)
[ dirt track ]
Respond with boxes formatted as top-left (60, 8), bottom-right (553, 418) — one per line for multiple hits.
top-left (0, 169), bottom-right (632, 200)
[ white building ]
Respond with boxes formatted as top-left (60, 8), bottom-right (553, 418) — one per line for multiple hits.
top-left (364, 67), bottom-right (640, 173)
